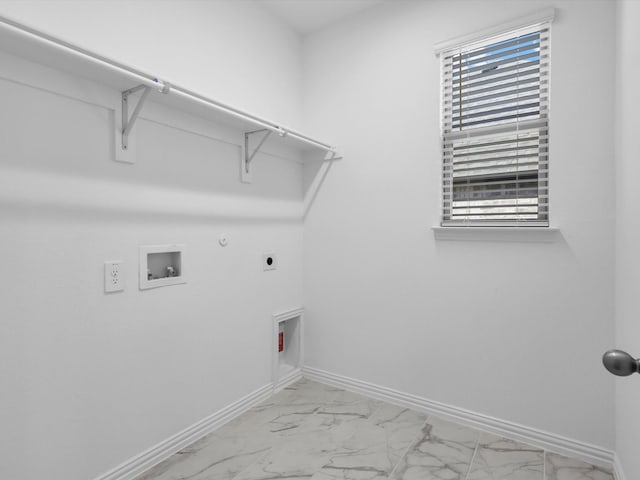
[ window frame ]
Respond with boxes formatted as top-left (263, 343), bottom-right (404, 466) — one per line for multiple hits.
top-left (435, 11), bottom-right (555, 228)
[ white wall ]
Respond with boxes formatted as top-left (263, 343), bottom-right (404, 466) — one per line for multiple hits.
top-left (0, 2), bottom-right (305, 480)
top-left (0, 1), bottom-right (624, 478)
top-left (302, 0), bottom-right (616, 449)
top-left (614, 0), bottom-right (640, 477)
top-left (0, 0), bottom-right (302, 126)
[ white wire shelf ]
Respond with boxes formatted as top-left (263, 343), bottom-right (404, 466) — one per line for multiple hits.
top-left (0, 14), bottom-right (340, 179)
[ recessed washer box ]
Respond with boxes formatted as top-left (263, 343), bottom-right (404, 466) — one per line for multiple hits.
top-left (139, 244), bottom-right (186, 290)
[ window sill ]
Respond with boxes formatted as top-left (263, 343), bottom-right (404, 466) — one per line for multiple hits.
top-left (432, 226), bottom-right (561, 243)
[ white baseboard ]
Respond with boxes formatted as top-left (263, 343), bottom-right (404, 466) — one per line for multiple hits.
top-left (613, 453), bottom-right (627, 480)
top-left (93, 366), bottom-right (617, 480)
top-left (93, 383), bottom-right (273, 480)
top-left (302, 366), bottom-right (615, 468)
top-left (274, 367), bottom-right (303, 392)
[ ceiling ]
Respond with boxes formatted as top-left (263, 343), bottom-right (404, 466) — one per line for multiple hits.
top-left (259, 0), bottom-right (386, 35)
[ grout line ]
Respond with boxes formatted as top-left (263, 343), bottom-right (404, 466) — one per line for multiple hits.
top-left (464, 436), bottom-right (481, 480)
top-left (386, 415), bottom-right (430, 480)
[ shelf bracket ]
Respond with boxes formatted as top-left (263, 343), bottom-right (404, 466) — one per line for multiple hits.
top-left (121, 85), bottom-right (150, 151)
top-left (121, 82), bottom-right (171, 151)
top-left (242, 128), bottom-right (275, 183)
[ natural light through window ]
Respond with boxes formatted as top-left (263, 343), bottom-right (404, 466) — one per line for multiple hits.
top-left (440, 25), bottom-right (550, 226)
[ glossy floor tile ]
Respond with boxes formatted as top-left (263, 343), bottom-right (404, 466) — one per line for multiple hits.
top-left (389, 416), bottom-right (480, 480)
top-left (545, 452), bottom-right (614, 480)
top-left (467, 434), bottom-right (544, 480)
top-left (134, 378), bottom-right (613, 480)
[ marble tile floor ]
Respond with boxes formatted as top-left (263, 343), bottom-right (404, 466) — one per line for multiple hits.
top-left (135, 378), bottom-right (614, 480)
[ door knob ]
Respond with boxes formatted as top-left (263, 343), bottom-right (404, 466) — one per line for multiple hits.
top-left (602, 349), bottom-right (640, 376)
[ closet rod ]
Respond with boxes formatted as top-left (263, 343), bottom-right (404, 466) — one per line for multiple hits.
top-left (169, 87), bottom-right (335, 151)
top-left (0, 14), bottom-right (337, 154)
top-left (0, 14), bottom-right (161, 90)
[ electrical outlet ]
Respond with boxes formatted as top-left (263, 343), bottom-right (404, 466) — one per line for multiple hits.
top-left (263, 253), bottom-right (277, 271)
top-left (104, 260), bottom-right (124, 293)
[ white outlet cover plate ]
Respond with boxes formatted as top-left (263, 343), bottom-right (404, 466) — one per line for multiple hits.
top-left (104, 260), bottom-right (124, 293)
top-left (263, 253), bottom-right (277, 271)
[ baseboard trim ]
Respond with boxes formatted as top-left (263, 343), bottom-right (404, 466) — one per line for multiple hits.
top-left (274, 367), bottom-right (303, 392)
top-left (93, 366), bottom-right (617, 480)
top-left (302, 366), bottom-right (614, 467)
top-left (93, 383), bottom-right (273, 480)
top-left (613, 453), bottom-right (627, 480)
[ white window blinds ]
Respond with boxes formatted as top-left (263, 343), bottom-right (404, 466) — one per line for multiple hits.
top-left (440, 24), bottom-right (550, 226)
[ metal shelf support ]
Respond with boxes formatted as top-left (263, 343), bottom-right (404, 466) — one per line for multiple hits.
top-left (245, 129), bottom-right (273, 170)
top-left (121, 82), bottom-right (170, 150)
top-left (242, 128), bottom-right (283, 183)
top-left (241, 128), bottom-right (342, 183)
top-left (0, 14), bottom-right (340, 168)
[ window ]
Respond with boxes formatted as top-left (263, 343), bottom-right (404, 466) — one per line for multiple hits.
top-left (439, 23), bottom-right (550, 226)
